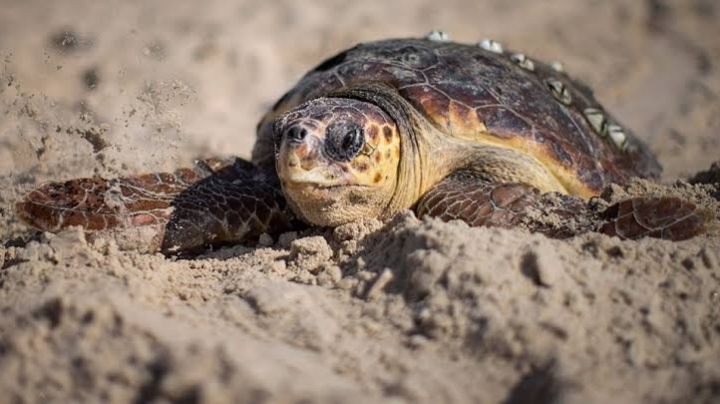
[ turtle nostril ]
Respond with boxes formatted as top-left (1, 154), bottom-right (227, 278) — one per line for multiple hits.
top-left (285, 125), bottom-right (307, 143)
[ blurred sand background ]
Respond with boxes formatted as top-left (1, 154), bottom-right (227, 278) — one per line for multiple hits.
top-left (0, 0), bottom-right (719, 403)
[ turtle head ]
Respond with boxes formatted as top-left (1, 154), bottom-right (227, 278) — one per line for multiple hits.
top-left (273, 97), bottom-right (401, 226)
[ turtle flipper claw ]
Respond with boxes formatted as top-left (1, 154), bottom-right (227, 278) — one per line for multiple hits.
top-left (598, 197), bottom-right (706, 241)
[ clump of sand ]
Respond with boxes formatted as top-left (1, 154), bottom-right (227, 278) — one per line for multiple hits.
top-left (1, 1), bottom-right (720, 403)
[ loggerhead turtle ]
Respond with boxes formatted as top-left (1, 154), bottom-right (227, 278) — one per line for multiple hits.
top-left (16, 34), bottom-right (706, 254)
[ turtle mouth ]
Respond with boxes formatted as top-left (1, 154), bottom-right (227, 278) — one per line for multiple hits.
top-left (313, 183), bottom-right (368, 190)
top-left (282, 181), bottom-right (369, 205)
top-left (280, 166), bottom-right (362, 191)
top-left (285, 181), bottom-right (367, 192)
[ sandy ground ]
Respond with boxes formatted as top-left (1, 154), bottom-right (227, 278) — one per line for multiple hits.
top-left (1, 0), bottom-right (719, 403)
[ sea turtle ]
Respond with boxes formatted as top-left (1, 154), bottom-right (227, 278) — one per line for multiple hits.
top-left (16, 33), bottom-right (706, 254)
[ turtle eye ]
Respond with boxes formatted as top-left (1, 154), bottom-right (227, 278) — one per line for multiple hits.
top-left (324, 121), bottom-right (364, 161)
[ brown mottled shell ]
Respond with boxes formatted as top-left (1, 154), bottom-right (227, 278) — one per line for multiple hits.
top-left (254, 38), bottom-right (660, 195)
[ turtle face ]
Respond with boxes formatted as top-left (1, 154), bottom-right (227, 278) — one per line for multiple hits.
top-left (273, 97), bottom-right (401, 226)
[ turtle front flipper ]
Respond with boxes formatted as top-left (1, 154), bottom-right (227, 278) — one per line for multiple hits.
top-left (415, 171), bottom-right (706, 241)
top-left (16, 158), bottom-right (295, 254)
top-left (415, 172), bottom-right (593, 239)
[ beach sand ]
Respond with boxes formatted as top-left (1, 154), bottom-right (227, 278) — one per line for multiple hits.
top-left (1, 1), bottom-right (719, 402)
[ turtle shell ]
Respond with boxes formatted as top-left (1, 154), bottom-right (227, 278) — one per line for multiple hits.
top-left (255, 38), bottom-right (661, 196)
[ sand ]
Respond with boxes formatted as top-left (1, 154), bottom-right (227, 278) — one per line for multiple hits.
top-left (1, 0), bottom-right (719, 403)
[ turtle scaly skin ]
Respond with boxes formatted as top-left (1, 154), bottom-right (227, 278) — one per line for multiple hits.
top-left (17, 158), bottom-right (291, 253)
top-left (17, 36), bottom-right (706, 253)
